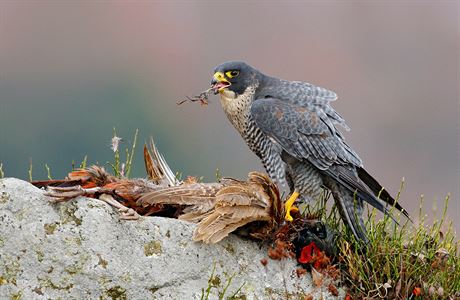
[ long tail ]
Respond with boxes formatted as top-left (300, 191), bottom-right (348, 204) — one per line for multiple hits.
top-left (323, 165), bottom-right (409, 242)
top-left (357, 167), bottom-right (410, 220)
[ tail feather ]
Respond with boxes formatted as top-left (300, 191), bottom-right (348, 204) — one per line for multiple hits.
top-left (323, 165), bottom-right (400, 243)
top-left (31, 179), bottom-right (82, 188)
top-left (332, 184), bottom-right (369, 243)
top-left (357, 167), bottom-right (410, 220)
top-left (324, 167), bottom-right (396, 221)
top-left (144, 137), bottom-right (178, 187)
top-left (31, 166), bottom-right (114, 189)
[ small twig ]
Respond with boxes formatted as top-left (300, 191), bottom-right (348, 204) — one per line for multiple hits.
top-left (45, 164), bottom-right (52, 180)
top-left (228, 281), bottom-right (245, 299)
top-left (125, 128), bottom-right (138, 178)
top-left (177, 87), bottom-right (214, 106)
top-left (28, 158), bottom-right (33, 181)
top-left (80, 155), bottom-right (88, 169)
top-left (219, 273), bottom-right (234, 300)
top-left (215, 168), bottom-right (221, 181)
top-left (111, 128), bottom-right (121, 176)
top-left (201, 262), bottom-right (217, 300)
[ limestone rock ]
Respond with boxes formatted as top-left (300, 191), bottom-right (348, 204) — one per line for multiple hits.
top-left (0, 178), bottom-right (344, 299)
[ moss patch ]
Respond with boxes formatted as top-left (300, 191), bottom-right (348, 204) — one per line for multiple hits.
top-left (1, 258), bottom-right (21, 285)
top-left (32, 287), bottom-right (44, 295)
top-left (0, 191), bottom-right (9, 204)
top-left (105, 286), bottom-right (127, 300)
top-left (63, 236), bottom-right (82, 246)
top-left (231, 295), bottom-right (247, 300)
top-left (43, 223), bottom-right (58, 235)
top-left (64, 254), bottom-right (90, 275)
top-left (59, 203), bottom-right (82, 226)
top-left (37, 276), bottom-right (74, 291)
top-left (15, 209), bottom-right (27, 221)
top-left (144, 240), bottom-right (162, 256)
top-left (11, 291), bottom-right (22, 300)
top-left (97, 254), bottom-right (108, 269)
top-left (35, 249), bottom-right (44, 262)
top-left (223, 243), bottom-right (235, 255)
top-left (97, 275), bottom-right (113, 287)
top-left (210, 274), bottom-right (221, 287)
top-left (121, 272), bottom-right (131, 284)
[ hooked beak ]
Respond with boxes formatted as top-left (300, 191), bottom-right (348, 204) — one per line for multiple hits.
top-left (211, 72), bottom-right (231, 94)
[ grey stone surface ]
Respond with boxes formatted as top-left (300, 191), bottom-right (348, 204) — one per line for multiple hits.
top-left (0, 178), bottom-right (344, 299)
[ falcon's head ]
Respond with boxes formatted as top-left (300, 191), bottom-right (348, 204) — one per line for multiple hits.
top-left (211, 61), bottom-right (260, 96)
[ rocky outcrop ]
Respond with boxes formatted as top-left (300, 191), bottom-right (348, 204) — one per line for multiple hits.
top-left (0, 178), bottom-right (344, 299)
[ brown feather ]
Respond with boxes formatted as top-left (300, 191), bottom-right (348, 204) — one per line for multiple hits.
top-left (31, 179), bottom-right (81, 188)
top-left (179, 210), bottom-right (214, 223)
top-left (147, 137), bottom-right (178, 186)
top-left (204, 217), bottom-right (264, 244)
top-left (144, 144), bottom-right (160, 182)
top-left (137, 183), bottom-right (221, 207)
top-left (187, 172), bottom-right (281, 243)
top-left (67, 166), bottom-right (116, 188)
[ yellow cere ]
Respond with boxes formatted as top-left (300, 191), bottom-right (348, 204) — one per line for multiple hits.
top-left (213, 72), bottom-right (228, 82)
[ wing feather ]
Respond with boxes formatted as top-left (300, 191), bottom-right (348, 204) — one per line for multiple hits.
top-left (198, 216), bottom-right (266, 244)
top-left (250, 98), bottom-right (409, 220)
top-left (251, 98), bottom-right (360, 170)
top-left (137, 183), bottom-right (221, 207)
top-left (192, 174), bottom-right (275, 243)
top-left (193, 206), bottom-right (270, 244)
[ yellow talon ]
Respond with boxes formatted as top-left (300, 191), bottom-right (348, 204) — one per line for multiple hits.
top-left (284, 191), bottom-right (300, 222)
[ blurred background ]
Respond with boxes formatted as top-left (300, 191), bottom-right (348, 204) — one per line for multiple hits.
top-left (0, 1), bottom-right (458, 231)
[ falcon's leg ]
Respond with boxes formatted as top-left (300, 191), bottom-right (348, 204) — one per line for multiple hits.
top-left (284, 190), bottom-right (300, 221)
top-left (98, 194), bottom-right (140, 220)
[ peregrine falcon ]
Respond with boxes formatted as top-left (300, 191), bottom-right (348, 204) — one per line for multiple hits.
top-left (211, 61), bottom-right (409, 242)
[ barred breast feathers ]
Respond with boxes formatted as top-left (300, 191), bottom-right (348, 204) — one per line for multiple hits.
top-left (219, 84), bottom-right (287, 187)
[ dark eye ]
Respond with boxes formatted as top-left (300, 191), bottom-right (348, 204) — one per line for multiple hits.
top-left (315, 223), bottom-right (326, 239)
top-left (225, 70), bottom-right (240, 78)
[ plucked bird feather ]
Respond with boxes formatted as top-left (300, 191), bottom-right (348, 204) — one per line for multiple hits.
top-left (138, 171), bottom-right (281, 243)
top-left (33, 137), bottom-right (284, 244)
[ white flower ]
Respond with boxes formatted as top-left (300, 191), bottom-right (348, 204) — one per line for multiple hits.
top-left (111, 136), bottom-right (123, 152)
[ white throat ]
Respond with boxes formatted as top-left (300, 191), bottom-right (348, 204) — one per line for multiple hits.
top-left (219, 86), bottom-right (257, 133)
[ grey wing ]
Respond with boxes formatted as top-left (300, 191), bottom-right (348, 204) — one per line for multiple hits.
top-left (258, 79), bottom-right (349, 132)
top-left (251, 98), bottom-right (396, 220)
top-left (260, 79), bottom-right (338, 102)
top-left (289, 81), bottom-right (338, 102)
top-left (250, 98), bottom-right (362, 170)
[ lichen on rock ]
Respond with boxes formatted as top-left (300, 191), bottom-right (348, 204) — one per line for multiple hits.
top-left (144, 240), bottom-right (162, 256)
top-left (0, 178), bottom-right (344, 299)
